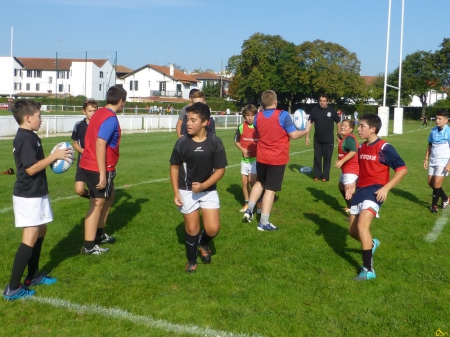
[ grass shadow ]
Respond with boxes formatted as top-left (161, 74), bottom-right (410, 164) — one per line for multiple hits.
top-left (288, 163), bottom-right (314, 180)
top-left (304, 212), bottom-right (360, 271)
top-left (175, 220), bottom-right (216, 256)
top-left (306, 187), bottom-right (344, 212)
top-left (390, 187), bottom-right (429, 208)
top-left (226, 183), bottom-right (244, 205)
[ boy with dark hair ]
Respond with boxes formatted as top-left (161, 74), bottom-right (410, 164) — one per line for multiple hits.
top-left (234, 104), bottom-right (259, 213)
top-left (170, 102), bottom-right (228, 272)
top-left (3, 99), bottom-right (72, 300)
top-left (72, 100), bottom-right (98, 199)
top-left (178, 91), bottom-right (215, 137)
top-left (424, 109), bottom-right (450, 213)
top-left (347, 114), bottom-right (407, 281)
top-left (242, 90), bottom-right (311, 231)
top-left (176, 88), bottom-right (199, 138)
top-left (79, 85), bottom-right (127, 255)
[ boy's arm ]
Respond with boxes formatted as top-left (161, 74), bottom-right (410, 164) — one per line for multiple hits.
top-left (176, 119), bottom-right (183, 138)
top-left (235, 141), bottom-right (248, 158)
top-left (95, 138), bottom-right (107, 189)
top-left (374, 168), bottom-right (408, 202)
top-left (424, 144), bottom-right (431, 169)
top-left (335, 151), bottom-right (357, 169)
top-left (305, 121), bottom-right (313, 145)
top-left (191, 168), bottom-right (225, 193)
top-left (170, 164), bottom-right (183, 206)
top-left (289, 122), bottom-right (312, 140)
top-left (72, 141), bottom-right (83, 154)
top-left (25, 147), bottom-right (73, 176)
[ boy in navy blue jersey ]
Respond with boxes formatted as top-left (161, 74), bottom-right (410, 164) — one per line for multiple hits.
top-left (170, 102), bottom-right (228, 272)
top-left (346, 114), bottom-right (407, 281)
top-left (3, 99), bottom-right (72, 300)
top-left (71, 100), bottom-right (98, 199)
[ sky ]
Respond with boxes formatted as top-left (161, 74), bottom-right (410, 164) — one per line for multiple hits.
top-left (0, 0), bottom-right (448, 76)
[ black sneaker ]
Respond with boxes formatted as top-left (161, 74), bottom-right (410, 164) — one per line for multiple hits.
top-left (185, 261), bottom-right (197, 273)
top-left (430, 205), bottom-right (438, 213)
top-left (198, 244), bottom-right (212, 264)
top-left (95, 233), bottom-right (116, 244)
top-left (82, 244), bottom-right (110, 255)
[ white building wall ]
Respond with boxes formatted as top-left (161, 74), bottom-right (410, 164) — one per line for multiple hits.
top-left (0, 57), bottom-right (22, 96)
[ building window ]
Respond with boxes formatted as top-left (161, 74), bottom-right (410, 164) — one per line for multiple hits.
top-left (130, 80), bottom-right (138, 91)
top-left (49, 77), bottom-right (53, 84)
top-left (14, 69), bottom-right (18, 76)
top-left (34, 70), bottom-right (42, 78)
top-left (26, 83), bottom-right (30, 91)
top-left (99, 84), bottom-right (102, 91)
top-left (14, 83), bottom-right (21, 90)
top-left (66, 71), bottom-right (70, 78)
top-left (27, 70), bottom-right (32, 77)
top-left (159, 82), bottom-right (166, 91)
top-left (68, 85), bottom-right (70, 92)
top-left (148, 81), bottom-right (151, 88)
top-left (58, 84), bottom-right (63, 92)
top-left (100, 71), bottom-right (104, 78)
top-left (57, 71), bottom-right (65, 79)
top-left (36, 83), bottom-right (40, 91)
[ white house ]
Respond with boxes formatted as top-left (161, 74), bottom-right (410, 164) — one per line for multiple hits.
top-left (0, 57), bottom-right (116, 100)
top-left (192, 71), bottom-right (232, 97)
top-left (117, 64), bottom-right (198, 102)
top-left (0, 56), bottom-right (25, 97)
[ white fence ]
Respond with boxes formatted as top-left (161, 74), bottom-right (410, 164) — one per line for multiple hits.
top-left (0, 114), bottom-right (244, 138)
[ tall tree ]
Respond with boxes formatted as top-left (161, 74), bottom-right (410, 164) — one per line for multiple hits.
top-left (227, 33), bottom-right (304, 111)
top-left (388, 50), bottom-right (437, 116)
top-left (295, 40), bottom-right (364, 103)
top-left (435, 38), bottom-right (450, 94)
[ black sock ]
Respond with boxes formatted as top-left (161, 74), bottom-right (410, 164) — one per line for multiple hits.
top-left (96, 228), bottom-right (104, 238)
top-left (185, 232), bottom-right (199, 263)
top-left (432, 188), bottom-right (440, 206)
top-left (199, 230), bottom-right (216, 246)
top-left (362, 249), bottom-right (373, 271)
top-left (439, 188), bottom-right (448, 202)
top-left (27, 237), bottom-right (44, 280)
top-left (84, 240), bottom-right (95, 250)
top-left (340, 189), bottom-right (351, 208)
top-left (9, 243), bottom-right (33, 290)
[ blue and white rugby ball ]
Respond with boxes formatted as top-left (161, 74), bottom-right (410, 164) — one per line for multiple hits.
top-left (293, 109), bottom-right (309, 131)
top-left (50, 142), bottom-right (73, 174)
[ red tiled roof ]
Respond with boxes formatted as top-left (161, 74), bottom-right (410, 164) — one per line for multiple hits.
top-left (193, 71), bottom-right (220, 80)
top-left (361, 76), bottom-right (380, 86)
top-left (149, 64), bottom-right (198, 84)
top-left (114, 65), bottom-right (133, 73)
top-left (17, 57), bottom-right (108, 71)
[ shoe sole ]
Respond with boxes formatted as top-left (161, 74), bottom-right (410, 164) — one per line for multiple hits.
top-left (242, 214), bottom-right (252, 223)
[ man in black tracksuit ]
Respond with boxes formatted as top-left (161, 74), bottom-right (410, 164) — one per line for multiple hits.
top-left (306, 94), bottom-right (341, 182)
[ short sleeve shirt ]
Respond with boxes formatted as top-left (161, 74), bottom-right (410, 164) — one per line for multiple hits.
top-left (308, 105), bottom-right (340, 143)
top-left (13, 128), bottom-right (48, 197)
top-left (71, 118), bottom-right (88, 164)
top-left (170, 134), bottom-right (228, 191)
top-left (428, 125), bottom-right (450, 166)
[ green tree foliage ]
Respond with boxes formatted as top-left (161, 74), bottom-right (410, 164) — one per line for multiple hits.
top-left (202, 82), bottom-right (221, 98)
top-left (434, 38), bottom-right (450, 94)
top-left (227, 33), bottom-right (304, 111)
top-left (295, 40), bottom-right (365, 104)
top-left (388, 51), bottom-right (438, 116)
top-left (363, 75), bottom-right (384, 105)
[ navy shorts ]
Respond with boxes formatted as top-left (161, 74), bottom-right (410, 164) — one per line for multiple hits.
top-left (256, 162), bottom-right (286, 192)
top-left (350, 185), bottom-right (384, 217)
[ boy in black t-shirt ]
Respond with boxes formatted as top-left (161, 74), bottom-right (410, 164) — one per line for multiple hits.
top-left (3, 100), bottom-right (72, 301)
top-left (170, 102), bottom-right (228, 272)
top-left (71, 100), bottom-right (98, 199)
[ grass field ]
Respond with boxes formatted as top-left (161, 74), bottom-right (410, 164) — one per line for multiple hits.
top-left (0, 120), bottom-right (449, 336)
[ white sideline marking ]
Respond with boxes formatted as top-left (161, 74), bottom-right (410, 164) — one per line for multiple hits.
top-left (425, 209), bottom-right (449, 242)
top-left (30, 297), bottom-right (263, 337)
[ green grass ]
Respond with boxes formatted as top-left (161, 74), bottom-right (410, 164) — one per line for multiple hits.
top-left (0, 120), bottom-right (449, 336)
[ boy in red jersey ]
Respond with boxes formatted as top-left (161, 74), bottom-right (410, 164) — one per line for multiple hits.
top-left (346, 114), bottom-right (407, 281)
top-left (234, 104), bottom-right (259, 213)
top-left (334, 119), bottom-right (359, 214)
top-left (242, 90), bottom-right (311, 231)
top-left (79, 85), bottom-right (127, 255)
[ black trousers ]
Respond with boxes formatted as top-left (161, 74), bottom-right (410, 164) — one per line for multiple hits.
top-left (313, 141), bottom-right (334, 180)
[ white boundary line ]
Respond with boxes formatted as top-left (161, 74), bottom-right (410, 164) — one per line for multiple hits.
top-left (30, 297), bottom-right (263, 337)
top-left (425, 208), bottom-right (449, 243)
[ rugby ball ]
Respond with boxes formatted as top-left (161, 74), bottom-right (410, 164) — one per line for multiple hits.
top-left (50, 142), bottom-right (74, 174)
top-left (293, 109), bottom-right (309, 131)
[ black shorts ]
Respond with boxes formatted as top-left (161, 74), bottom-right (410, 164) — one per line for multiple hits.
top-left (82, 168), bottom-right (116, 198)
top-left (256, 162), bottom-right (286, 192)
top-left (75, 165), bottom-right (87, 183)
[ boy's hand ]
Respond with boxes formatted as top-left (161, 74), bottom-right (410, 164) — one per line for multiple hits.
top-left (191, 182), bottom-right (203, 193)
top-left (424, 160), bottom-right (428, 169)
top-left (53, 147), bottom-right (74, 163)
top-left (96, 173), bottom-right (106, 190)
top-left (241, 148), bottom-right (249, 158)
top-left (374, 186), bottom-right (389, 202)
top-left (174, 193), bottom-right (183, 206)
top-left (345, 182), bottom-right (356, 200)
top-left (334, 159), bottom-right (344, 169)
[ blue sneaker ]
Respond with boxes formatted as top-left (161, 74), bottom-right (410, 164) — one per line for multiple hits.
top-left (24, 274), bottom-right (57, 287)
top-left (354, 266), bottom-right (376, 281)
top-left (3, 284), bottom-right (35, 301)
top-left (257, 222), bottom-right (278, 231)
top-left (242, 210), bottom-right (253, 223)
top-left (372, 239), bottom-right (380, 255)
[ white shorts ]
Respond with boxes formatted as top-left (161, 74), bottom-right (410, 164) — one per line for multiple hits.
top-left (350, 200), bottom-right (380, 218)
top-left (340, 173), bottom-right (358, 185)
top-left (178, 190), bottom-right (220, 214)
top-left (241, 161), bottom-right (257, 176)
top-left (428, 165), bottom-right (449, 177)
top-left (13, 195), bottom-right (53, 227)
